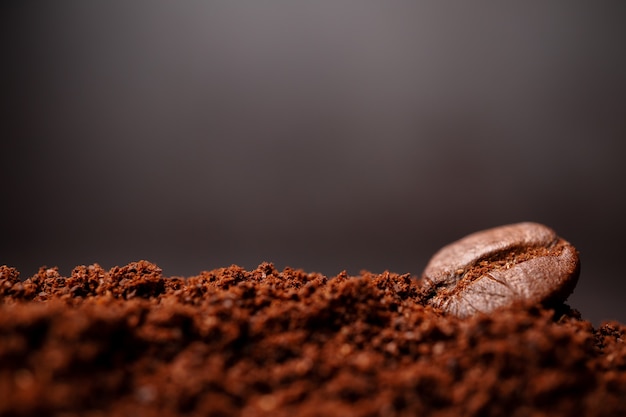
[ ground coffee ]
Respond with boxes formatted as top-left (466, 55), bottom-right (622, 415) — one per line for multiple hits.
top-left (0, 256), bottom-right (624, 416)
top-left (422, 223), bottom-right (580, 318)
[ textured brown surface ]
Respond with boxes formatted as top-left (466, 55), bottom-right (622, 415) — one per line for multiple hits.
top-left (422, 223), bottom-right (580, 318)
top-left (1, 260), bottom-right (625, 416)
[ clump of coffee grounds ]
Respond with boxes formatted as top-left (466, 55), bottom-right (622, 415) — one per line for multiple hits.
top-left (1, 261), bottom-right (625, 417)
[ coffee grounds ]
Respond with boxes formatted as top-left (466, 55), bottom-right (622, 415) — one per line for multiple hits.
top-left (1, 261), bottom-right (625, 416)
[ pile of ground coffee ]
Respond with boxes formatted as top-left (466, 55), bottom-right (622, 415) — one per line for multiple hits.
top-left (1, 260), bottom-right (625, 416)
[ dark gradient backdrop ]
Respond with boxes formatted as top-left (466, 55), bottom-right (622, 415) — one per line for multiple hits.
top-left (2, 3), bottom-right (626, 325)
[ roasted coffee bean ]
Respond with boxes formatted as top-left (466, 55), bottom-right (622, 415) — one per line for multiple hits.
top-left (422, 222), bottom-right (580, 318)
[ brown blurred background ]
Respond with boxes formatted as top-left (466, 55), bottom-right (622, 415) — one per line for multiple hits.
top-left (2, 3), bottom-right (625, 325)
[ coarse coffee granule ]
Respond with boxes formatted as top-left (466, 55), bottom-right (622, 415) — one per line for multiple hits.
top-left (1, 260), bottom-right (625, 416)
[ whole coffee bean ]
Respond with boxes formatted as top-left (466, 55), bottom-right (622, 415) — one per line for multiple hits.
top-left (422, 222), bottom-right (580, 318)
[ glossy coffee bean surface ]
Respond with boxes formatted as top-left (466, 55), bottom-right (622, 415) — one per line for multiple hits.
top-left (422, 222), bottom-right (580, 318)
